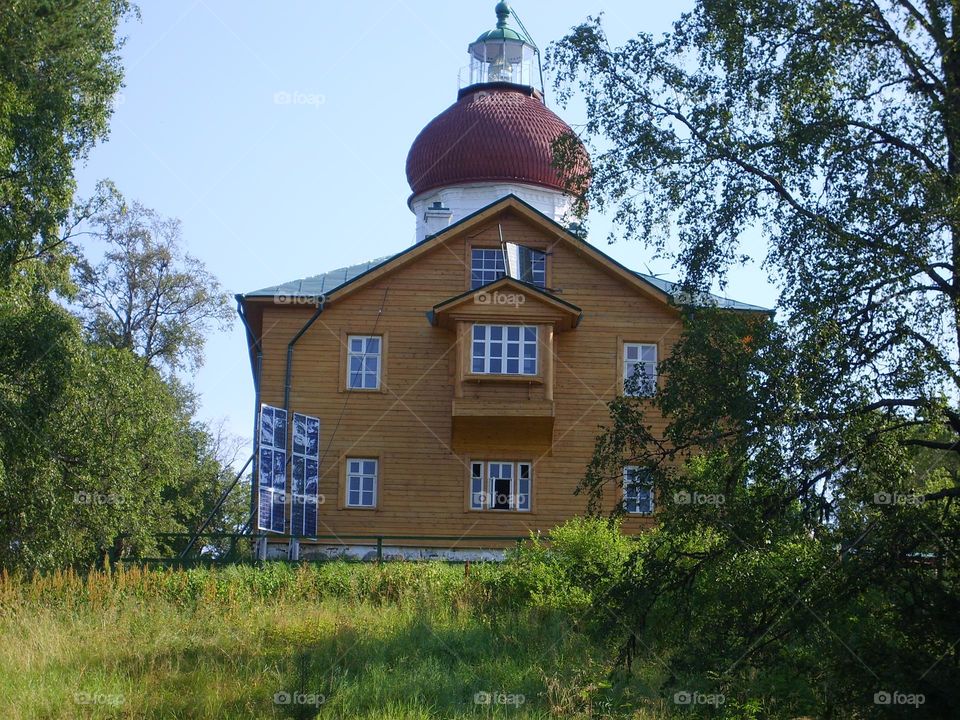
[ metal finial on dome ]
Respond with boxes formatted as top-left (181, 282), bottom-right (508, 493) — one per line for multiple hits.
top-left (495, 2), bottom-right (511, 28)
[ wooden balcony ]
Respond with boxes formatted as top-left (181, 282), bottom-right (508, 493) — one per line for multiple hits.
top-left (450, 397), bottom-right (555, 452)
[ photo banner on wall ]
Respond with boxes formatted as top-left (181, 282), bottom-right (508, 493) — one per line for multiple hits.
top-left (257, 405), bottom-right (287, 533)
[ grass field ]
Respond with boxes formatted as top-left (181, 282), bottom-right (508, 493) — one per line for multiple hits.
top-left (0, 562), bottom-right (673, 719)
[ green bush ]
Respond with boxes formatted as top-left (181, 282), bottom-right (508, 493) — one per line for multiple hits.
top-left (476, 517), bottom-right (636, 615)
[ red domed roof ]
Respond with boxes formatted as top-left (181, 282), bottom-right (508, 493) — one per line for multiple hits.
top-left (406, 84), bottom-right (590, 200)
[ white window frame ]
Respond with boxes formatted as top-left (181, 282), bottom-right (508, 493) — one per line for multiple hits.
top-left (346, 335), bottom-right (382, 390)
top-left (471, 324), bottom-right (538, 376)
top-left (471, 248), bottom-right (506, 289)
top-left (623, 466), bottom-right (654, 515)
top-left (346, 458), bottom-right (378, 508)
top-left (469, 461), bottom-right (532, 512)
top-left (520, 247), bottom-right (546, 288)
top-left (470, 247), bottom-right (547, 289)
top-left (623, 342), bottom-right (657, 397)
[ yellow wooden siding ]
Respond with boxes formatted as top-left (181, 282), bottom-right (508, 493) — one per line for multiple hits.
top-left (253, 210), bottom-right (671, 540)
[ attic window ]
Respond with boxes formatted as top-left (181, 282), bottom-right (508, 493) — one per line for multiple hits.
top-left (471, 248), bottom-right (506, 288)
top-left (623, 343), bottom-right (657, 397)
top-left (347, 336), bottom-right (381, 390)
top-left (471, 247), bottom-right (547, 289)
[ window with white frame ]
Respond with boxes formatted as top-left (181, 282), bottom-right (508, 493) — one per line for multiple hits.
top-left (471, 248), bottom-right (506, 288)
top-left (470, 461), bottom-right (532, 511)
top-left (347, 335), bottom-right (381, 390)
top-left (519, 247), bottom-right (546, 287)
top-left (623, 466), bottom-right (654, 514)
top-left (471, 247), bottom-right (547, 289)
top-left (623, 342), bottom-right (657, 396)
top-left (472, 325), bottom-right (538, 375)
top-left (346, 458), bottom-right (377, 508)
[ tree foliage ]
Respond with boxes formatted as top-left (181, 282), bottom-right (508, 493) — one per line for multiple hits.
top-left (73, 184), bottom-right (234, 374)
top-left (550, 1), bottom-right (960, 716)
top-left (0, 0), bottom-right (133, 292)
top-left (551, 0), bottom-right (959, 457)
top-left (0, 2), bottom-right (244, 570)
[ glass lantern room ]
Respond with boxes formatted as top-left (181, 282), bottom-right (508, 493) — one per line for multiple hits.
top-left (467, 2), bottom-right (540, 90)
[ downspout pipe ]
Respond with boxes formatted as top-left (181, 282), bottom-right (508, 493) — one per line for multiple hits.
top-left (279, 298), bottom-right (324, 551)
top-left (284, 298), bottom-right (325, 411)
top-left (236, 294), bottom-right (263, 534)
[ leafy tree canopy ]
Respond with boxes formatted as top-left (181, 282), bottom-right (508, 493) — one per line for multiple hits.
top-left (551, 1), bottom-right (960, 716)
top-left (73, 183), bottom-right (234, 375)
top-left (0, 0), bottom-right (133, 293)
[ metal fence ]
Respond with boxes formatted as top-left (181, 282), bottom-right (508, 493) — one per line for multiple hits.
top-left (126, 532), bottom-right (534, 567)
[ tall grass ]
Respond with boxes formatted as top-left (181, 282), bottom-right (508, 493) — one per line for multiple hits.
top-left (0, 562), bottom-right (672, 719)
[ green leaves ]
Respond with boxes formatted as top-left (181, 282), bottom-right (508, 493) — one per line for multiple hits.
top-left (558, 2), bottom-right (960, 714)
top-left (0, 0), bottom-right (133, 293)
top-left (72, 184), bottom-right (235, 375)
top-left (0, 3), bottom-right (241, 571)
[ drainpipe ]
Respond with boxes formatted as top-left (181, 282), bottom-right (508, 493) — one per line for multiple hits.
top-left (281, 299), bottom-right (324, 554)
top-left (236, 295), bottom-right (263, 533)
top-left (284, 299), bottom-right (325, 411)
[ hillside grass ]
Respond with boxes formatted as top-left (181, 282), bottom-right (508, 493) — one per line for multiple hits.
top-left (0, 561), bottom-right (672, 719)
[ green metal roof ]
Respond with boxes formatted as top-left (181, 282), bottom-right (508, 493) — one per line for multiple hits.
top-left (473, 27), bottom-right (531, 44)
top-left (243, 256), bottom-right (393, 300)
top-left (472, 2), bottom-right (535, 47)
top-left (632, 273), bottom-right (772, 313)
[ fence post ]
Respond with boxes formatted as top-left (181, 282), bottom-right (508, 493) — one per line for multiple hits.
top-left (376, 537), bottom-right (383, 563)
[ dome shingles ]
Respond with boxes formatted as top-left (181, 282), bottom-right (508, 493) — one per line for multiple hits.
top-left (405, 86), bottom-right (590, 200)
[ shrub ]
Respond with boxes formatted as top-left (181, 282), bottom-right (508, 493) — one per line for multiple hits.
top-left (478, 517), bottom-right (636, 616)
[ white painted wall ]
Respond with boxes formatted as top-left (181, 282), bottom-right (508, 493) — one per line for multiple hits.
top-left (410, 182), bottom-right (575, 243)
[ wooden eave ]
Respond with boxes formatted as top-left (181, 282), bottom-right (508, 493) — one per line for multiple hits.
top-left (431, 276), bottom-right (582, 332)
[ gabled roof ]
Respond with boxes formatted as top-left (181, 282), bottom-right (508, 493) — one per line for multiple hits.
top-left (431, 276), bottom-right (583, 332)
top-left (241, 194), bottom-right (771, 314)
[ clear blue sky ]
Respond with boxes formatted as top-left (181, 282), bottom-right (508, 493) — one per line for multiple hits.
top-left (73, 0), bottom-right (777, 448)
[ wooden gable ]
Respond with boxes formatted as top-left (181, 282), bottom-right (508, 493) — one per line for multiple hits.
top-left (306, 195), bottom-right (675, 310)
top-left (431, 276), bottom-right (582, 332)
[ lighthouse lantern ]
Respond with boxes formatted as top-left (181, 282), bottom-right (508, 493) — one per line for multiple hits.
top-left (467, 2), bottom-right (538, 89)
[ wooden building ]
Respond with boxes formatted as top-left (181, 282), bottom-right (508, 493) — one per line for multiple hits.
top-left (237, 4), bottom-right (766, 559)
